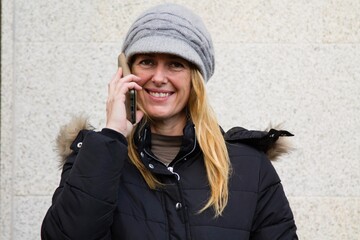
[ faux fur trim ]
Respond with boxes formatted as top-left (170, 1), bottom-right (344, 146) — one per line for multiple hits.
top-left (266, 137), bottom-right (293, 161)
top-left (265, 124), bottom-right (294, 161)
top-left (56, 115), bottom-right (94, 167)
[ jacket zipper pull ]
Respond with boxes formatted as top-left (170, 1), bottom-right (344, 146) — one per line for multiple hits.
top-left (167, 167), bottom-right (180, 181)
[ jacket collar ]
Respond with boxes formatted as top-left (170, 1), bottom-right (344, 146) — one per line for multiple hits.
top-left (134, 120), bottom-right (199, 171)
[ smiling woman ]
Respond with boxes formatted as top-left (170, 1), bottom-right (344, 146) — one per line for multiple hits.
top-left (41, 3), bottom-right (298, 240)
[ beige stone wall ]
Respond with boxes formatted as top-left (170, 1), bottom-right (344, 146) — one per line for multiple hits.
top-left (1, 0), bottom-right (359, 239)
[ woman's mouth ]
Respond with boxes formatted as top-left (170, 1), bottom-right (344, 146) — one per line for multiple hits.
top-left (147, 90), bottom-right (173, 98)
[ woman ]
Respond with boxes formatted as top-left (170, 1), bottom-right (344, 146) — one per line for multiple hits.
top-left (41, 3), bottom-right (297, 239)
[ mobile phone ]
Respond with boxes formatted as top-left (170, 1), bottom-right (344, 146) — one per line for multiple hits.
top-left (118, 53), bottom-right (137, 124)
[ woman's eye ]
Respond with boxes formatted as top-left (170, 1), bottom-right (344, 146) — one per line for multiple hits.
top-left (169, 62), bottom-right (185, 70)
top-left (139, 59), bottom-right (154, 67)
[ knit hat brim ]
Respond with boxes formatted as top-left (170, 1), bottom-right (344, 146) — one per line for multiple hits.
top-left (125, 36), bottom-right (206, 80)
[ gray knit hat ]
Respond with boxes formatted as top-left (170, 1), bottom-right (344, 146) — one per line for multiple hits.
top-left (122, 3), bottom-right (214, 82)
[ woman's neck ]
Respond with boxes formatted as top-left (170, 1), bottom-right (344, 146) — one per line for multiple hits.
top-left (150, 116), bottom-right (187, 136)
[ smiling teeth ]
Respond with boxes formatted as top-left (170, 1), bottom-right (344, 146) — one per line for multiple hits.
top-left (150, 92), bottom-right (170, 98)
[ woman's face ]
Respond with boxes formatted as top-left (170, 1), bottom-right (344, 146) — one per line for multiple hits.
top-left (131, 53), bottom-right (192, 124)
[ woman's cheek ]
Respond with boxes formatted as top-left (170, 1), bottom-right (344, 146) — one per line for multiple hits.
top-left (136, 77), bottom-right (147, 87)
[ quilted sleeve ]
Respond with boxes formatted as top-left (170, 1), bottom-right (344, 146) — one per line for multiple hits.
top-left (250, 154), bottom-right (298, 240)
top-left (41, 129), bottom-right (128, 240)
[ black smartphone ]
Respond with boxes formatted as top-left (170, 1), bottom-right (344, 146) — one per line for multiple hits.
top-left (118, 53), bottom-right (137, 124)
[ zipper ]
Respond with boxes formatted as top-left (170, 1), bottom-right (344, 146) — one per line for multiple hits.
top-left (143, 149), bottom-right (181, 180)
top-left (166, 135), bottom-right (197, 181)
top-left (167, 166), bottom-right (180, 181)
top-left (172, 135), bottom-right (197, 166)
top-left (166, 133), bottom-right (197, 181)
top-left (142, 126), bottom-right (197, 182)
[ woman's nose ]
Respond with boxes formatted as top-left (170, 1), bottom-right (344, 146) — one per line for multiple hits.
top-left (151, 65), bottom-right (168, 85)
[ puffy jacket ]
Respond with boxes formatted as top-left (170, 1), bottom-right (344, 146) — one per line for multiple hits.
top-left (41, 117), bottom-right (297, 239)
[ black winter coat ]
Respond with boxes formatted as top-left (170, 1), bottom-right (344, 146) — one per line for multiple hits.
top-left (41, 117), bottom-right (297, 239)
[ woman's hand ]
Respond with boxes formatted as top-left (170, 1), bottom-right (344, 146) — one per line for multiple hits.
top-left (106, 67), bottom-right (144, 137)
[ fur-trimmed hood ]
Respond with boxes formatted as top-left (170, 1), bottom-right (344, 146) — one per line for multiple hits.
top-left (56, 115), bottom-right (94, 167)
top-left (56, 116), bottom-right (293, 166)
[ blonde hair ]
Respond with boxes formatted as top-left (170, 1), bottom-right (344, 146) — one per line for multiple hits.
top-left (127, 69), bottom-right (231, 217)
